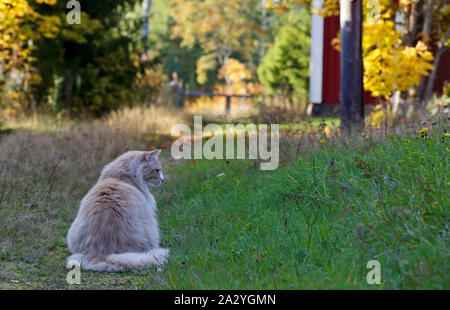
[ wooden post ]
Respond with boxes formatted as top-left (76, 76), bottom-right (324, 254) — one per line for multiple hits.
top-left (340, 0), bottom-right (364, 132)
top-left (225, 95), bottom-right (231, 114)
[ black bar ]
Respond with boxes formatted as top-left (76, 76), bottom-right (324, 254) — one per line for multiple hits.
top-left (1, 290), bottom-right (445, 308)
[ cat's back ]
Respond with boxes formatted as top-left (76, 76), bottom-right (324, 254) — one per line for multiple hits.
top-left (80, 178), bottom-right (149, 217)
top-left (70, 178), bottom-right (154, 256)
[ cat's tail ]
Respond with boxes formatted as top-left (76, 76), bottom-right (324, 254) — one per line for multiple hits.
top-left (67, 248), bottom-right (169, 273)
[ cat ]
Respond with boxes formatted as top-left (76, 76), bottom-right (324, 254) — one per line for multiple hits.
top-left (66, 149), bottom-right (169, 272)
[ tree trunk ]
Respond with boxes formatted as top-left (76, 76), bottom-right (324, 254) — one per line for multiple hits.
top-left (223, 56), bottom-right (232, 114)
top-left (416, 0), bottom-right (435, 108)
top-left (404, 0), bottom-right (420, 47)
top-left (340, 0), bottom-right (364, 133)
top-left (422, 0), bottom-right (435, 41)
top-left (64, 67), bottom-right (74, 111)
top-left (423, 29), bottom-right (450, 106)
top-left (397, 0), bottom-right (420, 114)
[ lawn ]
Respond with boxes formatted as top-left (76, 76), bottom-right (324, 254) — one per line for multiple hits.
top-left (0, 113), bottom-right (448, 289)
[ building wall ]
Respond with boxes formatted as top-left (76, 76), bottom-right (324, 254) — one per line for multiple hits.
top-left (322, 16), bottom-right (378, 105)
top-left (432, 49), bottom-right (450, 93)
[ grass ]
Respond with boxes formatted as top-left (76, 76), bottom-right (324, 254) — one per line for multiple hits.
top-left (0, 108), bottom-right (448, 289)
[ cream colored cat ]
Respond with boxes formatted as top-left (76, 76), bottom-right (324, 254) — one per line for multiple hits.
top-left (67, 150), bottom-right (169, 272)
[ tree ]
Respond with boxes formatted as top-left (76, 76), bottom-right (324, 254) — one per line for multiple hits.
top-left (0, 0), bottom-right (61, 112)
top-left (258, 8), bottom-right (310, 102)
top-left (1, 0), bottom-right (150, 116)
top-left (31, 0), bottom-right (144, 115)
top-left (362, 17), bottom-right (434, 99)
top-left (170, 0), bottom-right (264, 112)
top-left (340, 0), bottom-right (364, 132)
top-left (219, 58), bottom-right (252, 95)
top-left (414, 0), bottom-right (450, 107)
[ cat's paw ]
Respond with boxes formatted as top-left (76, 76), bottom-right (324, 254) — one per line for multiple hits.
top-left (153, 248), bottom-right (169, 266)
top-left (67, 253), bottom-right (84, 264)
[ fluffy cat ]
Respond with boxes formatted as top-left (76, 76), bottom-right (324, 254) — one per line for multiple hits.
top-left (67, 150), bottom-right (168, 272)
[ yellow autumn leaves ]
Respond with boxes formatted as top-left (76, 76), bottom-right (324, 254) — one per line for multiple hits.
top-left (265, 0), bottom-right (288, 12)
top-left (0, 0), bottom-right (101, 77)
top-left (0, 0), bottom-right (36, 72)
top-left (218, 58), bottom-right (252, 94)
top-left (363, 19), bottom-right (434, 98)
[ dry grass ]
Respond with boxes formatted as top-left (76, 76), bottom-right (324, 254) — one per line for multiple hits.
top-left (0, 126), bottom-right (130, 263)
top-left (104, 105), bottom-right (188, 137)
top-left (185, 98), bottom-right (259, 122)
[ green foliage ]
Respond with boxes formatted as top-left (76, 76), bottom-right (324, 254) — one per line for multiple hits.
top-left (170, 0), bottom-right (265, 88)
top-left (196, 54), bottom-right (217, 85)
top-left (143, 0), bottom-right (211, 90)
top-left (258, 9), bottom-right (311, 99)
top-left (30, 0), bottom-right (144, 115)
top-left (76, 42), bottom-right (139, 115)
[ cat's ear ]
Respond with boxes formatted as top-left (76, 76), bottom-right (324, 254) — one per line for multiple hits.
top-left (145, 149), bottom-right (161, 164)
top-left (151, 149), bottom-right (162, 158)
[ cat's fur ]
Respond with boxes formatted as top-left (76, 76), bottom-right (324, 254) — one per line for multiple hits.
top-left (67, 150), bottom-right (168, 272)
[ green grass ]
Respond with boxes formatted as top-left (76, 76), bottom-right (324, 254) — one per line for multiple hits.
top-left (0, 123), bottom-right (448, 289)
top-left (155, 132), bottom-right (449, 289)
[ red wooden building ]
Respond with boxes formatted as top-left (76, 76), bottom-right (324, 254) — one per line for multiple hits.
top-left (309, 1), bottom-right (450, 113)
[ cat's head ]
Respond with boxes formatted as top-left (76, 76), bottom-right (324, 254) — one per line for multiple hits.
top-left (101, 150), bottom-right (165, 188)
top-left (142, 149), bottom-right (164, 187)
